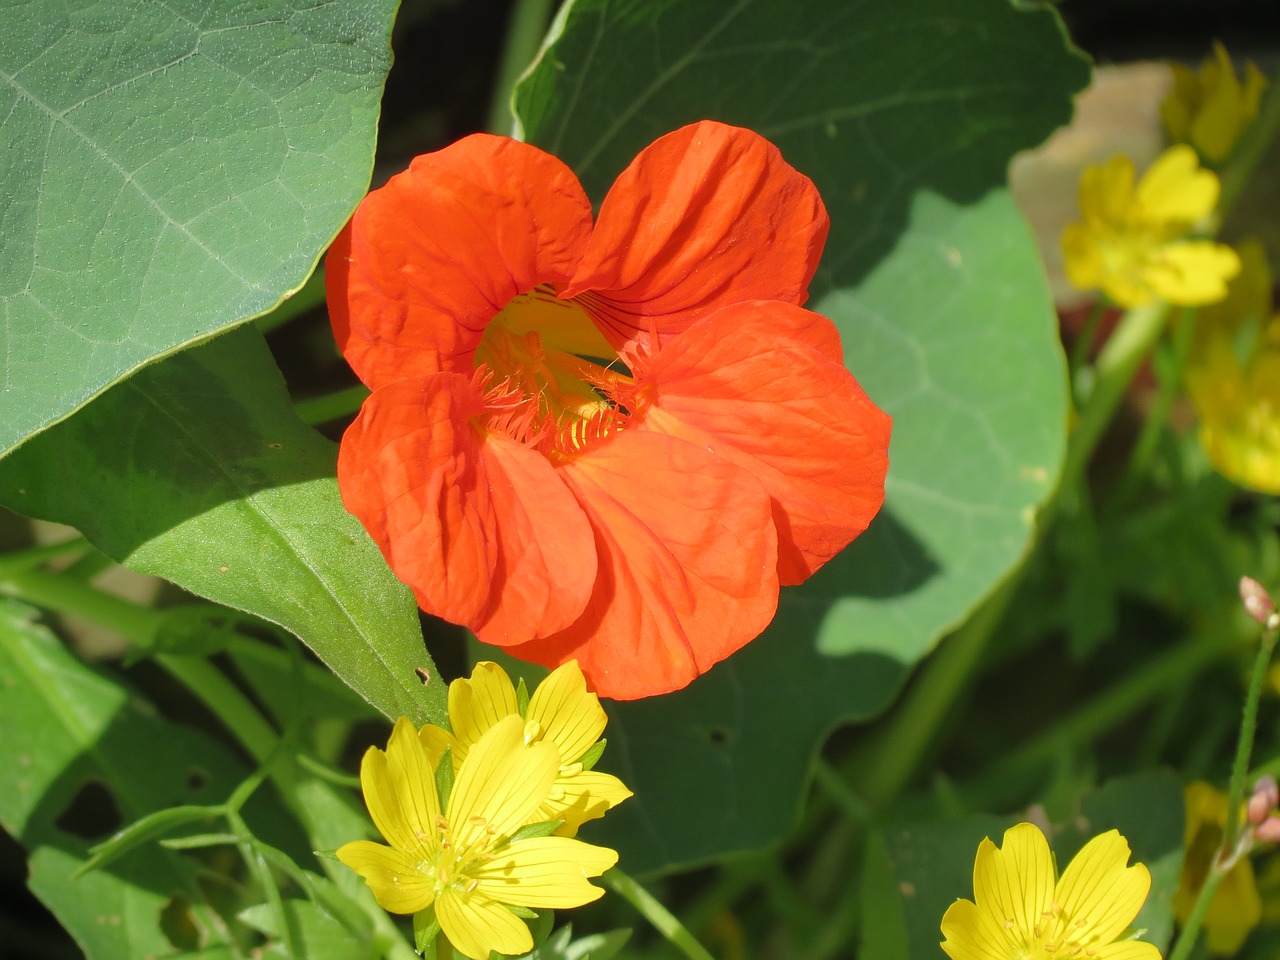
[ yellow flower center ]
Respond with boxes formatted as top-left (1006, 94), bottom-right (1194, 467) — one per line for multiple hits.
top-left (474, 285), bottom-right (636, 458)
top-left (1003, 901), bottom-right (1105, 959)
top-left (422, 812), bottom-right (499, 898)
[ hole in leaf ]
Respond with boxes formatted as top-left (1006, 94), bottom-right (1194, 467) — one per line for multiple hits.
top-left (708, 727), bottom-right (730, 746)
top-left (185, 767), bottom-right (209, 792)
top-left (159, 894), bottom-right (199, 951)
top-left (54, 780), bottom-right (122, 841)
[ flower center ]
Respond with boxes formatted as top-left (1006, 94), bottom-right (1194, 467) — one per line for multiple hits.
top-left (474, 285), bottom-right (635, 458)
top-left (425, 812), bottom-right (499, 897)
top-left (1004, 901), bottom-right (1104, 959)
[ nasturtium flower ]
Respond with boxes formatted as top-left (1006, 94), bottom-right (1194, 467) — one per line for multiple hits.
top-left (940, 822), bottom-right (1159, 960)
top-left (328, 120), bottom-right (891, 700)
top-left (1173, 781), bottom-right (1262, 955)
top-left (419, 660), bottom-right (632, 836)
top-left (1185, 239), bottom-right (1280, 493)
top-left (1060, 145), bottom-right (1240, 308)
top-left (337, 715), bottom-right (617, 960)
top-left (1162, 42), bottom-right (1267, 164)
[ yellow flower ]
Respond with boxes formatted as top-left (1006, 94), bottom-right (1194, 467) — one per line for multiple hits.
top-left (1173, 781), bottom-right (1262, 955)
top-left (1162, 42), bottom-right (1268, 164)
top-left (1061, 145), bottom-right (1240, 307)
top-left (337, 715), bottom-right (618, 960)
top-left (420, 660), bottom-right (633, 836)
top-left (1185, 239), bottom-right (1280, 493)
top-left (940, 822), bottom-right (1159, 960)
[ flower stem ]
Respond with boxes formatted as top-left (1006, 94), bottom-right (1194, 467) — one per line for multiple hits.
top-left (1218, 68), bottom-right (1280, 215)
top-left (486, 0), bottom-right (555, 136)
top-left (293, 383), bottom-right (370, 427)
top-left (1167, 618), bottom-right (1278, 960)
top-left (1061, 302), bottom-right (1169, 489)
top-left (604, 869), bottom-right (716, 960)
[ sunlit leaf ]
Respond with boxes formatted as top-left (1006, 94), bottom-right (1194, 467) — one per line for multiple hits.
top-left (0, 0), bottom-right (396, 456)
top-left (0, 327), bottom-right (444, 725)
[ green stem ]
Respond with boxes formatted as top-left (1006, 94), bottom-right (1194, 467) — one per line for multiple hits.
top-left (812, 758), bottom-right (871, 825)
top-left (604, 869), bottom-right (716, 960)
top-left (294, 384), bottom-right (370, 427)
top-left (0, 537), bottom-right (91, 576)
top-left (1108, 307), bottom-right (1196, 509)
top-left (1218, 70), bottom-right (1280, 215)
top-left (975, 628), bottom-right (1227, 795)
top-left (1061, 303), bottom-right (1169, 489)
top-left (486, 0), bottom-right (555, 135)
top-left (1068, 298), bottom-right (1108, 396)
top-left (852, 568), bottom-right (1022, 811)
top-left (1168, 621), bottom-right (1278, 960)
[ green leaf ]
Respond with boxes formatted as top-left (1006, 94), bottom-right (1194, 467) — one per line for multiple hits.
top-left (516, 924), bottom-right (632, 960)
top-left (1057, 770), bottom-right (1185, 950)
top-left (515, 0), bottom-right (1086, 873)
top-left (0, 327), bottom-right (444, 726)
top-left (0, 0), bottom-right (396, 456)
top-left (240, 898), bottom-right (376, 960)
top-left (858, 831), bottom-right (911, 960)
top-left (882, 814), bottom-right (1014, 960)
top-left (594, 615), bottom-right (910, 874)
top-left (0, 598), bottom-right (247, 957)
top-left (80, 804), bottom-right (221, 876)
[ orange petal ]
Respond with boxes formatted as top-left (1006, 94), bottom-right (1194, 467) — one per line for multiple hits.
top-left (563, 121), bottom-right (828, 356)
top-left (337, 374), bottom-right (498, 627)
top-left (508, 431), bottom-right (779, 699)
top-left (470, 431), bottom-right (598, 644)
top-left (328, 134), bottom-right (593, 389)
top-left (641, 301), bottom-right (891, 583)
top-left (339, 375), bottom-right (598, 641)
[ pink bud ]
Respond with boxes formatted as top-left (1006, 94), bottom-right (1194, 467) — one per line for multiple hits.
top-left (1249, 775), bottom-right (1279, 825)
top-left (1240, 577), bottom-right (1275, 625)
top-left (1255, 815), bottom-right (1280, 844)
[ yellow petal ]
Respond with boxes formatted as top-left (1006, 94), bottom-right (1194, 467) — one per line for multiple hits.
top-left (1079, 155), bottom-right (1136, 225)
top-left (540, 770), bottom-right (633, 836)
top-left (448, 661), bottom-right (521, 755)
top-left (1054, 830), bottom-right (1150, 945)
top-left (475, 835), bottom-right (616, 908)
top-left (335, 840), bottom-right (435, 915)
top-left (418, 723), bottom-right (461, 770)
top-left (1094, 942), bottom-right (1164, 960)
top-left (940, 897), bottom-right (1012, 960)
top-left (435, 888), bottom-right (533, 960)
top-left (1145, 241), bottom-right (1240, 306)
top-left (973, 824), bottom-right (1055, 939)
top-left (448, 714), bottom-right (558, 847)
top-left (526, 660), bottom-right (606, 764)
top-left (1136, 145), bottom-right (1219, 224)
top-left (361, 718), bottom-right (440, 860)
top-left (1061, 221), bottom-right (1106, 294)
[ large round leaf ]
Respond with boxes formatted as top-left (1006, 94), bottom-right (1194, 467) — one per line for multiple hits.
top-left (513, 0), bottom-right (1086, 873)
top-left (0, 0), bottom-right (396, 456)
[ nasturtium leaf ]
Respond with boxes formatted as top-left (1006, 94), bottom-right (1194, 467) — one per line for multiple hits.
top-left (0, 0), bottom-right (397, 457)
top-left (512, 0), bottom-right (1086, 872)
top-left (0, 598), bottom-right (246, 957)
top-left (0, 327), bottom-right (444, 726)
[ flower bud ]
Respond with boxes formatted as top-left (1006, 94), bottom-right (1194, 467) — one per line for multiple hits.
top-left (1248, 775), bottom-right (1279, 825)
top-left (1240, 576), bottom-right (1275, 625)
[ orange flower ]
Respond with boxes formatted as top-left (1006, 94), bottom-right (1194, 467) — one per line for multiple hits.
top-left (328, 121), bottom-right (891, 699)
